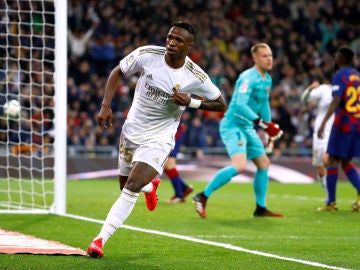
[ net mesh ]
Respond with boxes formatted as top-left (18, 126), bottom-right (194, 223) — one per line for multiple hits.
top-left (0, 0), bottom-right (56, 212)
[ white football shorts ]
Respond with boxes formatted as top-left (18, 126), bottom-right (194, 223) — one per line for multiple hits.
top-left (117, 133), bottom-right (172, 176)
top-left (312, 130), bottom-right (330, 167)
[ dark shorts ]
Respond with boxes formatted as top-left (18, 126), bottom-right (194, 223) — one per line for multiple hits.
top-left (327, 130), bottom-right (360, 158)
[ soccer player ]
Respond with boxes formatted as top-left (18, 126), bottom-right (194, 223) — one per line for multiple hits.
top-left (317, 46), bottom-right (360, 212)
top-left (86, 21), bottom-right (226, 258)
top-left (165, 121), bottom-right (193, 203)
top-left (193, 43), bottom-right (283, 218)
top-left (300, 80), bottom-right (334, 194)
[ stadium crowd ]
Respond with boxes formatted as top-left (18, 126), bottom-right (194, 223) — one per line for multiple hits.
top-left (2, 0), bottom-right (360, 158)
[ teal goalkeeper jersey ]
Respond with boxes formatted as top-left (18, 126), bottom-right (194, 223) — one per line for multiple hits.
top-left (223, 66), bottom-right (272, 127)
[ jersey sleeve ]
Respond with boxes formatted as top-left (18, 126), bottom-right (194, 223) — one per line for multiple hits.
top-left (331, 72), bottom-right (344, 97)
top-left (259, 100), bottom-right (271, 122)
top-left (233, 78), bottom-right (259, 122)
top-left (119, 46), bottom-right (145, 76)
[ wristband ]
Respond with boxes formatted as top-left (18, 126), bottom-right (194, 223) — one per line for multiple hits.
top-left (254, 118), bottom-right (267, 129)
top-left (188, 98), bottom-right (201, 108)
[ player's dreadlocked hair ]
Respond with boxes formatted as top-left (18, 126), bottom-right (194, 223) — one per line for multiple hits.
top-left (337, 46), bottom-right (354, 65)
top-left (171, 21), bottom-right (196, 41)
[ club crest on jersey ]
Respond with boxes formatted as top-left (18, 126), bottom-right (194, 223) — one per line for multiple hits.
top-left (349, 73), bottom-right (360, 81)
top-left (239, 79), bottom-right (249, 93)
top-left (173, 84), bottom-right (180, 92)
top-left (146, 74), bottom-right (153, 80)
top-left (125, 55), bottom-right (135, 66)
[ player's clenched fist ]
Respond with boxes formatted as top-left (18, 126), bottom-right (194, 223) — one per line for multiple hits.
top-left (97, 104), bottom-right (113, 131)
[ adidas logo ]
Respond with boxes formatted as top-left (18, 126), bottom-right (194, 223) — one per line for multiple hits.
top-left (146, 74), bottom-right (153, 80)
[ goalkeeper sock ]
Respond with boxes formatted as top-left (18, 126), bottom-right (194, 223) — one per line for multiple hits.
top-left (204, 165), bottom-right (238, 197)
top-left (326, 167), bottom-right (338, 204)
top-left (253, 168), bottom-right (269, 208)
top-left (96, 188), bottom-right (139, 245)
top-left (343, 163), bottom-right (360, 193)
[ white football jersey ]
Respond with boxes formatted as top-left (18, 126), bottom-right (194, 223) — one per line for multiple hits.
top-left (119, 45), bottom-right (221, 145)
top-left (303, 84), bottom-right (334, 134)
top-left (301, 83), bottom-right (335, 153)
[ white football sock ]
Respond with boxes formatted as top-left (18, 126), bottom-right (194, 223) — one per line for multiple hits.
top-left (320, 175), bottom-right (327, 190)
top-left (140, 182), bottom-right (153, 193)
top-left (96, 188), bottom-right (139, 245)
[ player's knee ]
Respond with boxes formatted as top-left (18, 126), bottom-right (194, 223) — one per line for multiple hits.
top-left (233, 164), bottom-right (246, 173)
top-left (119, 176), bottom-right (127, 191)
top-left (124, 178), bottom-right (144, 193)
top-left (258, 157), bottom-right (270, 170)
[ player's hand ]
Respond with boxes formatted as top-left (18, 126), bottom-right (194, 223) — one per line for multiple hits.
top-left (317, 124), bottom-right (325, 139)
top-left (171, 85), bottom-right (191, 106)
top-left (97, 104), bottom-right (113, 131)
top-left (308, 81), bottom-right (320, 91)
top-left (255, 118), bottom-right (283, 140)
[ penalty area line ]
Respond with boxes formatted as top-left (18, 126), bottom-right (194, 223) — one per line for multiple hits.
top-left (63, 213), bottom-right (349, 270)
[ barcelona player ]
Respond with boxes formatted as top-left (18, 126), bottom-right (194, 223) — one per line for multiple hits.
top-left (165, 121), bottom-right (193, 203)
top-left (317, 46), bottom-right (360, 212)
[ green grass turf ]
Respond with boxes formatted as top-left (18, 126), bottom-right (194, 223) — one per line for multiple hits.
top-left (0, 179), bottom-right (359, 270)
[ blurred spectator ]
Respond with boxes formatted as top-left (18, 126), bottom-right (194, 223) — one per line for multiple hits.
top-left (183, 112), bottom-right (208, 159)
top-left (63, 0), bottom-right (360, 157)
top-left (6, 0), bottom-right (359, 157)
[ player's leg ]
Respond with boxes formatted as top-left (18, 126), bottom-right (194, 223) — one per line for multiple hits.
top-left (313, 132), bottom-right (329, 194)
top-left (250, 132), bottom-right (283, 217)
top-left (87, 138), bottom-right (168, 257)
top-left (165, 156), bottom-right (193, 202)
top-left (204, 154), bottom-right (245, 198)
top-left (193, 127), bottom-right (246, 218)
top-left (251, 154), bottom-right (283, 217)
top-left (115, 138), bottom-right (159, 207)
top-left (166, 128), bottom-right (193, 202)
top-left (119, 161), bottom-right (154, 193)
top-left (87, 161), bottom-right (157, 258)
top-left (118, 175), bottom-right (128, 190)
top-left (317, 154), bottom-right (339, 211)
top-left (252, 154), bottom-right (269, 208)
top-left (313, 147), bottom-right (327, 190)
top-left (135, 142), bottom-right (171, 211)
top-left (341, 158), bottom-right (360, 211)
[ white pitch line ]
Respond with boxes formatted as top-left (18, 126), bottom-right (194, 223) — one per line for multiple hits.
top-left (63, 213), bottom-right (350, 270)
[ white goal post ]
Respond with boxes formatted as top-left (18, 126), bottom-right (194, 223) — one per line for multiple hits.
top-left (0, 0), bottom-right (67, 214)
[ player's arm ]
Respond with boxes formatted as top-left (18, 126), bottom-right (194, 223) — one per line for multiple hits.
top-left (300, 81), bottom-right (320, 103)
top-left (232, 79), bottom-right (259, 121)
top-left (196, 95), bottom-right (226, 112)
top-left (172, 89), bottom-right (226, 112)
top-left (253, 88), bottom-right (282, 139)
top-left (98, 65), bottom-right (124, 130)
top-left (258, 99), bottom-right (271, 122)
top-left (317, 95), bottom-right (340, 138)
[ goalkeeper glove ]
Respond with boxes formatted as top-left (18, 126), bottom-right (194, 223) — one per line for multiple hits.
top-left (254, 118), bottom-right (283, 140)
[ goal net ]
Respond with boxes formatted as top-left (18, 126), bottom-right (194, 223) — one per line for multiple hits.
top-left (0, 0), bottom-right (67, 214)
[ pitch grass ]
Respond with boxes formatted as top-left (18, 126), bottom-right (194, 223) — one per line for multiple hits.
top-left (0, 179), bottom-right (359, 270)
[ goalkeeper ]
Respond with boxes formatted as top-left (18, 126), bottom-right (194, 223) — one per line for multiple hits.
top-left (194, 43), bottom-right (283, 218)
